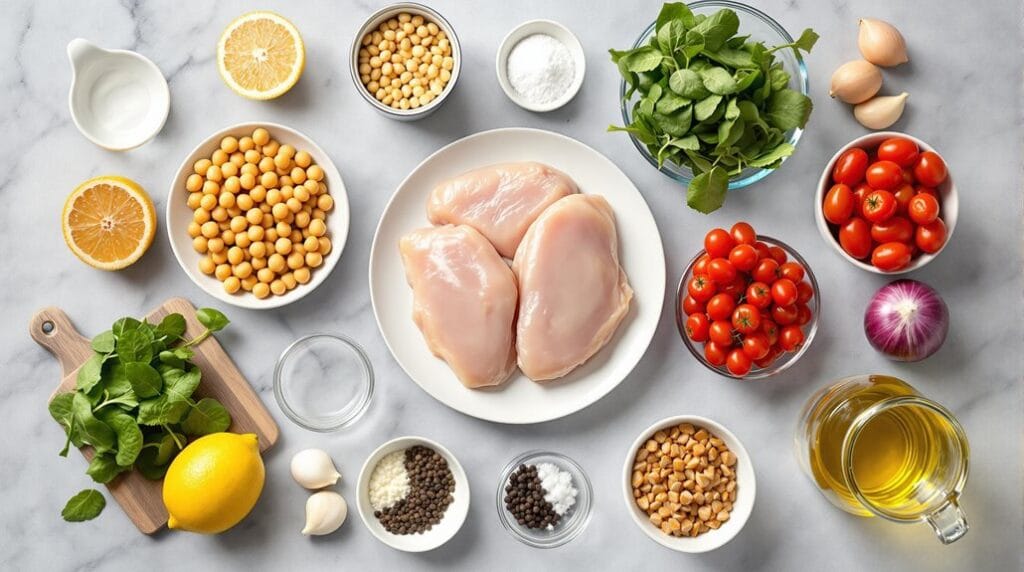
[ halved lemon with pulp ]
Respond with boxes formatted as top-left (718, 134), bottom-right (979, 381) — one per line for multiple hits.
top-left (62, 176), bottom-right (156, 270)
top-left (217, 11), bottom-right (305, 100)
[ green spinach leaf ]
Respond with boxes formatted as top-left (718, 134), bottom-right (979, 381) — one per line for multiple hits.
top-left (181, 398), bottom-right (232, 436)
top-left (62, 489), bottom-right (105, 522)
top-left (687, 166), bottom-right (730, 214)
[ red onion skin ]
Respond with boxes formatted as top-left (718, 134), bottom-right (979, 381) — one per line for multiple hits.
top-left (864, 279), bottom-right (949, 362)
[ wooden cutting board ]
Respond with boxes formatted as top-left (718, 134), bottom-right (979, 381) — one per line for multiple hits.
top-left (30, 297), bottom-right (279, 534)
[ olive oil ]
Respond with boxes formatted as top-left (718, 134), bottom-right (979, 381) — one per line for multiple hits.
top-left (798, 375), bottom-right (969, 520)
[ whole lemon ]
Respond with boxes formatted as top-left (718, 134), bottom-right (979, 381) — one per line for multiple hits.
top-left (163, 432), bottom-right (265, 534)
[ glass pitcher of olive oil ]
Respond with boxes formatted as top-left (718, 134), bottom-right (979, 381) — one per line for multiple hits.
top-left (795, 374), bottom-right (969, 544)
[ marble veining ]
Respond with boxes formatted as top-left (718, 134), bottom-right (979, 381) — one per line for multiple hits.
top-left (0, 1), bottom-right (1021, 570)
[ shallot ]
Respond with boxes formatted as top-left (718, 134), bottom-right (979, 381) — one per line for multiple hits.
top-left (864, 280), bottom-right (948, 362)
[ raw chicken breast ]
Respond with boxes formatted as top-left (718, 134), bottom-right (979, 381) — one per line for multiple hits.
top-left (399, 224), bottom-right (518, 389)
top-left (427, 162), bottom-right (578, 258)
top-left (512, 194), bottom-right (633, 381)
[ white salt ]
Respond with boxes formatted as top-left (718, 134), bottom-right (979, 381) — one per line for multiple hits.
top-left (536, 462), bottom-right (578, 518)
top-left (506, 34), bottom-right (575, 106)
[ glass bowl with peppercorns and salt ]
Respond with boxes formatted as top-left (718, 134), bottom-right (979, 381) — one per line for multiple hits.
top-left (496, 450), bottom-right (593, 548)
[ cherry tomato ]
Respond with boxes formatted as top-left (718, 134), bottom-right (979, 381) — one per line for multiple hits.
top-left (871, 242), bottom-right (913, 271)
top-left (709, 321), bottom-right (734, 346)
top-left (771, 278), bottom-right (798, 307)
top-left (796, 304), bottom-right (813, 326)
top-left (704, 228), bottom-right (735, 259)
top-left (833, 148), bottom-right (869, 185)
top-left (719, 276), bottom-right (747, 299)
top-left (745, 282), bottom-right (772, 309)
top-left (908, 193), bottom-right (940, 225)
top-left (851, 182), bottom-right (872, 214)
top-left (778, 262), bottom-right (805, 283)
top-left (865, 160), bottom-right (905, 191)
top-left (753, 241), bottom-right (772, 260)
top-left (732, 304), bottom-right (762, 334)
top-left (768, 246), bottom-right (788, 264)
top-left (730, 222), bottom-right (757, 245)
top-left (728, 244), bottom-right (759, 272)
top-left (707, 258), bottom-right (737, 284)
top-left (913, 151), bottom-right (948, 187)
top-left (687, 275), bottom-right (716, 302)
top-left (754, 345), bottom-right (782, 368)
top-left (692, 253), bottom-right (711, 276)
top-left (915, 218), bottom-right (947, 254)
top-left (893, 184), bottom-right (915, 214)
top-left (796, 280), bottom-right (814, 304)
top-left (752, 259), bottom-right (779, 284)
top-left (823, 183), bottom-right (855, 225)
top-left (685, 313), bottom-right (709, 342)
top-left (870, 215), bottom-right (913, 244)
top-left (761, 318), bottom-right (779, 345)
top-left (704, 341), bottom-right (729, 366)
top-left (877, 137), bottom-right (920, 167)
top-left (771, 304), bottom-right (798, 326)
top-left (706, 293), bottom-right (737, 321)
top-left (779, 325), bottom-right (805, 351)
top-left (862, 190), bottom-right (898, 223)
top-left (682, 294), bottom-right (703, 315)
top-left (839, 217), bottom-right (872, 259)
top-left (742, 333), bottom-right (770, 360)
top-left (726, 348), bottom-right (753, 376)
top-left (915, 186), bottom-right (938, 198)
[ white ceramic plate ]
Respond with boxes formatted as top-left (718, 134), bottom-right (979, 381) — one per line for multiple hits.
top-left (369, 128), bottom-right (665, 424)
top-left (356, 436), bottom-right (470, 552)
top-left (167, 122), bottom-right (349, 309)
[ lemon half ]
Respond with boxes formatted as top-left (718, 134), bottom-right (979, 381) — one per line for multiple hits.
top-left (217, 11), bottom-right (305, 100)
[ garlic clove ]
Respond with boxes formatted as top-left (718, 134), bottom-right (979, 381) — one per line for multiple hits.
top-left (854, 92), bottom-right (909, 130)
top-left (858, 18), bottom-right (909, 67)
top-left (302, 491), bottom-right (348, 536)
top-left (829, 60), bottom-right (883, 104)
top-left (290, 448), bottom-right (342, 490)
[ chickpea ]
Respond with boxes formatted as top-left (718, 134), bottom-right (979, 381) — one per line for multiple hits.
top-left (202, 180), bottom-right (220, 195)
top-left (312, 208), bottom-right (326, 221)
top-left (274, 154), bottom-right (291, 171)
top-left (294, 211), bottom-right (311, 229)
top-left (193, 236), bottom-right (209, 253)
top-left (221, 161), bottom-right (239, 178)
top-left (186, 173), bottom-right (203, 192)
top-left (265, 188), bottom-right (281, 206)
top-left (222, 229), bottom-right (236, 246)
top-left (251, 256), bottom-right (266, 270)
top-left (290, 167), bottom-right (307, 185)
top-left (247, 225), bottom-right (265, 242)
top-left (244, 149), bottom-right (261, 164)
top-left (303, 236), bottom-right (320, 252)
top-left (230, 152), bottom-right (246, 167)
top-left (239, 172), bottom-right (257, 191)
top-left (306, 165), bottom-right (324, 182)
top-left (194, 208), bottom-right (211, 225)
top-left (265, 228), bottom-right (279, 243)
top-left (280, 176), bottom-right (293, 188)
top-left (258, 156), bottom-right (275, 174)
top-left (294, 151), bottom-right (312, 168)
top-left (250, 282), bottom-right (269, 299)
top-left (207, 237), bottom-right (225, 254)
top-left (252, 128), bottom-right (270, 146)
top-left (293, 267), bottom-right (311, 284)
top-left (305, 252), bottom-right (324, 268)
top-left (199, 221), bottom-right (218, 239)
top-left (287, 251), bottom-right (305, 270)
top-left (211, 251), bottom-right (228, 265)
top-left (271, 237), bottom-right (290, 255)
top-left (239, 136), bottom-right (255, 152)
top-left (281, 272), bottom-right (298, 290)
top-left (219, 192), bottom-right (236, 209)
top-left (214, 263), bottom-right (232, 281)
top-left (268, 253), bottom-right (287, 273)
top-left (198, 256), bottom-right (216, 275)
top-left (270, 280), bottom-right (287, 296)
top-left (227, 246), bottom-right (245, 265)
top-left (308, 218), bottom-right (327, 237)
top-left (257, 268), bottom-right (276, 284)
top-left (194, 158), bottom-right (212, 176)
top-left (223, 176), bottom-right (241, 195)
top-left (275, 222), bottom-right (292, 237)
top-left (272, 203), bottom-right (290, 221)
top-left (241, 276), bottom-right (257, 291)
top-left (235, 233), bottom-right (252, 249)
top-left (250, 186), bottom-right (267, 203)
top-left (263, 140), bottom-right (280, 157)
top-left (211, 207), bottom-right (228, 222)
top-left (232, 261), bottom-right (253, 279)
top-left (318, 237), bottom-right (332, 255)
top-left (187, 192), bottom-right (202, 210)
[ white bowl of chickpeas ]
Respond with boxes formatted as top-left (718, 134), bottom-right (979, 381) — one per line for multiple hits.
top-left (167, 123), bottom-right (349, 309)
top-left (350, 3), bottom-right (460, 120)
top-left (622, 416), bottom-right (755, 553)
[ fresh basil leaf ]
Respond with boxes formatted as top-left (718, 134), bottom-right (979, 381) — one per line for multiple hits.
top-left (766, 88), bottom-right (813, 130)
top-left (71, 393), bottom-right (116, 452)
top-left (687, 166), bottom-right (730, 214)
top-left (99, 410), bottom-right (143, 466)
top-left (694, 94), bottom-right (723, 121)
top-left (76, 354), bottom-right (105, 393)
top-left (691, 8), bottom-right (739, 51)
top-left (669, 69), bottom-right (708, 99)
top-left (125, 362), bottom-right (162, 398)
top-left (116, 327), bottom-right (154, 364)
top-left (656, 2), bottom-right (695, 32)
top-left (86, 453), bottom-right (128, 484)
top-left (181, 398), bottom-right (232, 436)
top-left (91, 331), bottom-right (115, 354)
top-left (62, 489), bottom-right (105, 522)
top-left (747, 142), bottom-right (796, 168)
top-left (700, 67), bottom-right (738, 95)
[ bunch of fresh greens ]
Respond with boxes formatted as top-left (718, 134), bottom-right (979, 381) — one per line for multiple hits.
top-left (609, 3), bottom-right (818, 213)
top-left (50, 308), bottom-right (232, 522)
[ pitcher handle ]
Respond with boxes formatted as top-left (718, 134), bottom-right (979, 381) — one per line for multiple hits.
top-left (926, 499), bottom-right (968, 544)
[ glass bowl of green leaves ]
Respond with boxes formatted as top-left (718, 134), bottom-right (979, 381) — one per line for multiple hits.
top-left (610, 1), bottom-right (816, 213)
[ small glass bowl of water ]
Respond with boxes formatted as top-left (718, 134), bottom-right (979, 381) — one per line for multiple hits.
top-left (274, 334), bottom-right (374, 432)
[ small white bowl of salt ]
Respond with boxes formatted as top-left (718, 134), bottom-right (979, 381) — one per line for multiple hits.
top-left (496, 20), bottom-right (585, 112)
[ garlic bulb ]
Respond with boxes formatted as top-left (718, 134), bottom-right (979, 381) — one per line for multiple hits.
top-left (290, 449), bottom-right (342, 489)
top-left (302, 491), bottom-right (348, 535)
top-left (858, 19), bottom-right (908, 67)
top-left (854, 92), bottom-right (909, 129)
top-left (829, 60), bottom-right (883, 104)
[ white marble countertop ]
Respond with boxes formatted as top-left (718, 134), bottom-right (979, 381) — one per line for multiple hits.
top-left (1, 0), bottom-right (1021, 570)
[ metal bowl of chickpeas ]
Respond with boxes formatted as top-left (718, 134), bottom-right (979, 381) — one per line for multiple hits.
top-left (167, 122), bottom-right (349, 309)
top-left (350, 3), bottom-right (460, 120)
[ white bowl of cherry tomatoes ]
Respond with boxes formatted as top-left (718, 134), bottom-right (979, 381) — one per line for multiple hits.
top-left (815, 132), bottom-right (957, 274)
top-left (676, 222), bottom-right (819, 380)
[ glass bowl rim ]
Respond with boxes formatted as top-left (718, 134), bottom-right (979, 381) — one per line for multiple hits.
top-left (617, 0), bottom-right (810, 188)
top-left (273, 333), bottom-right (375, 432)
top-left (495, 450), bottom-right (594, 548)
top-left (674, 235), bottom-right (821, 380)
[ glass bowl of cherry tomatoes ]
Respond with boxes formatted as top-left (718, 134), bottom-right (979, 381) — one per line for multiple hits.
top-left (815, 132), bottom-right (958, 274)
top-left (676, 222), bottom-right (820, 380)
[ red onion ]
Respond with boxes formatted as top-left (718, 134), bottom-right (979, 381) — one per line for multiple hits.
top-left (864, 279), bottom-right (948, 362)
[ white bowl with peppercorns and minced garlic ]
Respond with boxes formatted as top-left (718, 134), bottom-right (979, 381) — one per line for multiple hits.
top-left (350, 4), bottom-right (460, 120)
top-left (622, 416), bottom-right (756, 553)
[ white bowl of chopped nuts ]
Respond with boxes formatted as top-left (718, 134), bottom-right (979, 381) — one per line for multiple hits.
top-left (622, 416), bottom-right (755, 553)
